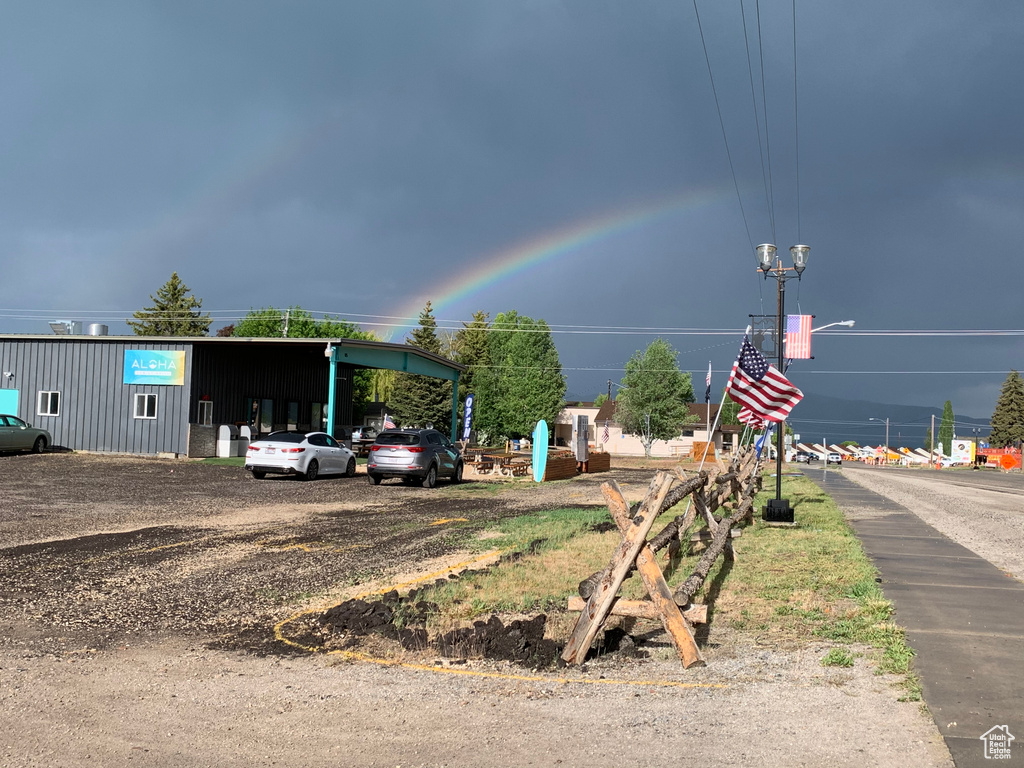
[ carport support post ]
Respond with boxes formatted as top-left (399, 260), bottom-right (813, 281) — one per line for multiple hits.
top-left (326, 346), bottom-right (338, 437)
top-left (450, 376), bottom-right (459, 442)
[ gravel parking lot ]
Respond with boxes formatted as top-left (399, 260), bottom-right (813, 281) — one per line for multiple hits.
top-left (0, 453), bottom-right (952, 767)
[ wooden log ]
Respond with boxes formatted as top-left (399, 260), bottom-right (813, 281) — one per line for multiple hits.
top-left (599, 480), bottom-right (704, 668)
top-left (689, 528), bottom-right (742, 542)
top-left (567, 596), bottom-right (707, 624)
top-left (674, 497), bottom-right (753, 605)
top-left (561, 472), bottom-right (675, 666)
top-left (579, 472), bottom-right (708, 598)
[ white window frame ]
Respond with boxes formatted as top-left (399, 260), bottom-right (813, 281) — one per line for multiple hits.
top-left (198, 400), bottom-right (213, 426)
top-left (37, 390), bottom-right (61, 417)
top-left (134, 393), bottom-right (158, 420)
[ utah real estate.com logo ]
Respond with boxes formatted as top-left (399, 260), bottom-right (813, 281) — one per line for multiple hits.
top-left (980, 725), bottom-right (1014, 760)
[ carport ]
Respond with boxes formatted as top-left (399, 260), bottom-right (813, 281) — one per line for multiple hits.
top-left (324, 338), bottom-right (464, 441)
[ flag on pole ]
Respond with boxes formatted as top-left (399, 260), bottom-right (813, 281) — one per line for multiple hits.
top-left (602, 420), bottom-right (610, 443)
top-left (737, 407), bottom-right (766, 430)
top-left (725, 337), bottom-right (804, 422)
top-left (705, 361), bottom-right (712, 404)
top-left (786, 315), bottom-right (813, 359)
top-left (383, 414), bottom-right (396, 430)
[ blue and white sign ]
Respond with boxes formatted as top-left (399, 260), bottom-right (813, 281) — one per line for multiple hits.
top-left (462, 393), bottom-right (475, 441)
top-left (123, 350), bottom-right (186, 385)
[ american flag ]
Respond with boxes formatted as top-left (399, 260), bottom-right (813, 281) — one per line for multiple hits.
top-left (737, 407), bottom-right (766, 430)
top-left (602, 420), bottom-right (610, 443)
top-left (786, 315), bottom-right (812, 359)
top-left (383, 414), bottom-right (397, 430)
top-left (725, 337), bottom-right (804, 423)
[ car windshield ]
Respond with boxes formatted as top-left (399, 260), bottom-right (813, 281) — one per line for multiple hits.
top-left (265, 432), bottom-right (307, 443)
top-left (376, 433), bottom-right (421, 446)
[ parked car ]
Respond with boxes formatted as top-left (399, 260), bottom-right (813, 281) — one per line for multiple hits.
top-left (366, 428), bottom-right (463, 488)
top-left (349, 426), bottom-right (379, 456)
top-left (793, 451), bottom-right (816, 463)
top-left (0, 415), bottom-right (52, 454)
top-left (245, 430), bottom-right (356, 481)
top-left (826, 452), bottom-right (843, 465)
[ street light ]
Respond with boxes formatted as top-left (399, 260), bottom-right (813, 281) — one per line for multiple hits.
top-left (812, 320), bottom-right (855, 333)
top-left (757, 243), bottom-right (810, 523)
top-left (869, 417), bottom-right (890, 465)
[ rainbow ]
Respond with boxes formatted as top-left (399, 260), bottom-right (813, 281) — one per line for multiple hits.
top-left (392, 187), bottom-right (732, 328)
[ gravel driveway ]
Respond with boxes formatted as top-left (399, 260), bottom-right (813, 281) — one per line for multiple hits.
top-left (0, 453), bottom-right (953, 767)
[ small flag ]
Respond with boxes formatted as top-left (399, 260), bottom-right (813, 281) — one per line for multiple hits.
top-left (705, 361), bottom-right (712, 404)
top-left (725, 337), bottom-right (804, 423)
top-left (786, 315), bottom-right (812, 359)
top-left (602, 420), bottom-right (610, 443)
top-left (383, 414), bottom-right (397, 430)
top-left (737, 407), bottom-right (766, 430)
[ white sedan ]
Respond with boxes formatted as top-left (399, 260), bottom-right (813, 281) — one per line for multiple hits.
top-left (245, 430), bottom-right (356, 481)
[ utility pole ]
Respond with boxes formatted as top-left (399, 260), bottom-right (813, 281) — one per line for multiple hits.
top-left (931, 413), bottom-right (936, 467)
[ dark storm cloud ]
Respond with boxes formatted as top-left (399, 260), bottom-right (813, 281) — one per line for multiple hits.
top-left (0, 1), bottom-right (1021, 419)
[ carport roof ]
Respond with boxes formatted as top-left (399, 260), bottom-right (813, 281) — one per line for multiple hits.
top-left (0, 333), bottom-right (465, 375)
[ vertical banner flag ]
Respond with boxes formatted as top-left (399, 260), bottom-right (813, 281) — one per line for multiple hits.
top-left (705, 361), bottom-right (712, 403)
top-left (462, 393), bottom-right (475, 442)
top-left (726, 337), bottom-right (804, 422)
top-left (786, 315), bottom-right (813, 359)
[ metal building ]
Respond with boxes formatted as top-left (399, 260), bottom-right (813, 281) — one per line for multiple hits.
top-left (0, 334), bottom-right (463, 457)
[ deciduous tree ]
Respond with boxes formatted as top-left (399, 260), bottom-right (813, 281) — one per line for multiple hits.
top-left (614, 338), bottom-right (695, 457)
top-left (474, 310), bottom-right (565, 441)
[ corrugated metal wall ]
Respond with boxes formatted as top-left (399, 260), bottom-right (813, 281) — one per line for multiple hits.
top-left (0, 339), bottom-right (191, 454)
top-left (189, 342), bottom-right (351, 429)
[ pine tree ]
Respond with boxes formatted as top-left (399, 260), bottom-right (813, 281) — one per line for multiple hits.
top-left (388, 302), bottom-right (451, 429)
top-left (454, 310), bottom-right (490, 396)
top-left (614, 338), bottom-right (695, 457)
top-left (923, 426), bottom-right (933, 452)
top-left (990, 370), bottom-right (1024, 448)
top-left (938, 400), bottom-right (955, 456)
top-left (127, 272), bottom-right (211, 336)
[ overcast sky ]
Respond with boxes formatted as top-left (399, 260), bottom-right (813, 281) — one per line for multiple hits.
top-left (2, 1), bottom-right (1021, 423)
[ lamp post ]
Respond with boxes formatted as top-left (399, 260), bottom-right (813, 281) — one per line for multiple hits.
top-left (870, 417), bottom-right (890, 465)
top-left (756, 243), bottom-right (809, 523)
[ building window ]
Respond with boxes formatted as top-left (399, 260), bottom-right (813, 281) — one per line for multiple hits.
top-left (198, 400), bottom-right (213, 426)
top-left (682, 429), bottom-right (694, 437)
top-left (37, 391), bottom-right (61, 416)
top-left (134, 393), bottom-right (158, 419)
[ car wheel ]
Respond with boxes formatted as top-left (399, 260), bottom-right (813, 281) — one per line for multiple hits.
top-left (421, 464), bottom-right (438, 489)
top-left (305, 459), bottom-right (319, 481)
top-left (345, 457), bottom-right (356, 477)
top-left (451, 461), bottom-right (464, 484)
top-left (32, 436), bottom-right (46, 453)
top-left (251, 470), bottom-right (267, 480)
top-left (367, 472), bottom-right (382, 485)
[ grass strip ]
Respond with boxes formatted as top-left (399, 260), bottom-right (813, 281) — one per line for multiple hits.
top-left (414, 473), bottom-right (921, 698)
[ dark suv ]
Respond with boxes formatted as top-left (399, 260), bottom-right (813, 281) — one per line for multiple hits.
top-left (366, 428), bottom-right (464, 488)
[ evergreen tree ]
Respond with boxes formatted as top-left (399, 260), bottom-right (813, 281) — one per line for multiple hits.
top-left (454, 310), bottom-right (490, 397)
top-left (990, 370), bottom-right (1024, 448)
top-left (593, 393), bottom-right (609, 408)
top-left (938, 400), bottom-right (955, 456)
top-left (127, 272), bottom-right (211, 336)
top-left (474, 310), bottom-right (565, 440)
top-left (388, 302), bottom-right (451, 429)
top-left (923, 426), bottom-right (933, 452)
top-left (614, 338), bottom-right (696, 457)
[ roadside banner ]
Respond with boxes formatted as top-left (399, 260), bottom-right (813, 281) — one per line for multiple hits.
top-left (462, 393), bottom-right (475, 442)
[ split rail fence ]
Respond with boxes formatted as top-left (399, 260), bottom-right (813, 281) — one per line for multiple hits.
top-left (563, 447), bottom-right (764, 668)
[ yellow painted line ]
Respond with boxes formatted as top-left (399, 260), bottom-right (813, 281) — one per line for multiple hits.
top-left (430, 518), bottom-right (469, 525)
top-left (272, 549), bottom-right (726, 691)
